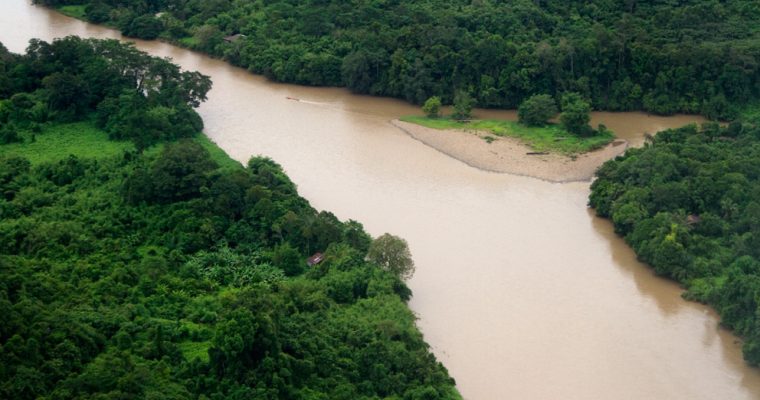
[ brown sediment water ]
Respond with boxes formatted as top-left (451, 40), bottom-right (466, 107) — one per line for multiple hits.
top-left (4, 3), bottom-right (760, 399)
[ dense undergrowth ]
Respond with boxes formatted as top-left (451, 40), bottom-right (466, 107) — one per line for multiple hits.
top-left (0, 37), bottom-right (459, 399)
top-left (590, 119), bottom-right (760, 365)
top-left (36, 0), bottom-right (760, 119)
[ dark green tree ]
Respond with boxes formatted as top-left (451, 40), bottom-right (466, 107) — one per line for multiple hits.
top-left (148, 139), bottom-right (218, 203)
top-left (560, 92), bottom-right (592, 136)
top-left (452, 90), bottom-right (473, 120)
top-left (42, 72), bottom-right (89, 118)
top-left (271, 242), bottom-right (303, 276)
top-left (123, 15), bottom-right (163, 40)
top-left (518, 94), bottom-right (557, 126)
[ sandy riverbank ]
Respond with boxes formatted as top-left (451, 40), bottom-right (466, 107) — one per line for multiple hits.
top-left (391, 119), bottom-right (629, 183)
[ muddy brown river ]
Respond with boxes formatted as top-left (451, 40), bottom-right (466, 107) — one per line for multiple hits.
top-left (3, 2), bottom-right (760, 398)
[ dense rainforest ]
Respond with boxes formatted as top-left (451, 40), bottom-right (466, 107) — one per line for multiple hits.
top-left (35, 0), bottom-right (760, 119)
top-left (589, 118), bottom-right (760, 365)
top-left (0, 38), bottom-right (459, 399)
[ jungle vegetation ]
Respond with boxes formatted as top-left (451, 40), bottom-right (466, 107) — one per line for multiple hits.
top-left (0, 38), bottom-right (459, 400)
top-left (34, 0), bottom-right (760, 120)
top-left (589, 118), bottom-right (760, 366)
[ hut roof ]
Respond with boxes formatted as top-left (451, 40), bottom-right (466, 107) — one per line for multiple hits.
top-left (306, 252), bottom-right (324, 267)
top-left (223, 34), bottom-right (245, 42)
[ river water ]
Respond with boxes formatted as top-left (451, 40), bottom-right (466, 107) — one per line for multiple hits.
top-left (3, 2), bottom-right (760, 399)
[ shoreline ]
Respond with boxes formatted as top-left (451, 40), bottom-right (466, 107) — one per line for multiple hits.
top-left (391, 119), bottom-right (629, 183)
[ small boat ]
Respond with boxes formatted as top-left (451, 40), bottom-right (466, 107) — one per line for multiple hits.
top-left (286, 96), bottom-right (300, 101)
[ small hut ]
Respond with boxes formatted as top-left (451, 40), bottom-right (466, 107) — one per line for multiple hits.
top-left (223, 34), bottom-right (245, 43)
top-left (686, 214), bottom-right (702, 225)
top-left (306, 252), bottom-right (324, 267)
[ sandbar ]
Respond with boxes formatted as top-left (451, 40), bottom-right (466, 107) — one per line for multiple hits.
top-left (391, 119), bottom-right (628, 183)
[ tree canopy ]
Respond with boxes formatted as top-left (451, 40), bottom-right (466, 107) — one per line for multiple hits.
top-left (0, 36), bottom-right (211, 151)
top-left (0, 38), bottom-right (460, 400)
top-left (452, 90), bottom-right (474, 121)
top-left (560, 92), bottom-right (592, 136)
top-left (367, 233), bottom-right (416, 281)
top-left (590, 118), bottom-right (760, 365)
top-left (518, 94), bottom-right (558, 127)
top-left (37, 0), bottom-right (760, 119)
top-left (423, 96), bottom-right (442, 118)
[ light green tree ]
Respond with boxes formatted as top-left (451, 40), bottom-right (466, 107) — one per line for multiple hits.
top-left (422, 96), bottom-right (442, 118)
top-left (367, 233), bottom-right (415, 280)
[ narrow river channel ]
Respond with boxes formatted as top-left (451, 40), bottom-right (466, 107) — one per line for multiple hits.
top-left (3, 2), bottom-right (760, 398)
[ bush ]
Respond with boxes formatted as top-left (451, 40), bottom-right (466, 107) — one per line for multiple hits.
top-left (85, 2), bottom-right (111, 23)
top-left (0, 125), bottom-right (20, 144)
top-left (701, 94), bottom-right (738, 121)
top-left (123, 14), bottom-right (163, 40)
top-left (422, 96), bottom-right (441, 118)
top-left (518, 94), bottom-right (557, 126)
top-left (452, 90), bottom-right (473, 120)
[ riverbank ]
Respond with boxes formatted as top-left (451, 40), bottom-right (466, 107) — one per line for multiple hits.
top-left (0, 36), bottom-right (462, 400)
top-left (8, 4), bottom-right (752, 399)
top-left (391, 119), bottom-right (628, 182)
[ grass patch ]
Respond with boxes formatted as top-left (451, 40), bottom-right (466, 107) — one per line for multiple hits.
top-left (400, 115), bottom-right (614, 155)
top-left (57, 5), bottom-right (87, 19)
top-left (195, 134), bottom-right (242, 169)
top-left (177, 341), bottom-right (211, 363)
top-left (0, 121), bottom-right (133, 164)
top-left (178, 37), bottom-right (200, 48)
top-left (1, 120), bottom-right (241, 170)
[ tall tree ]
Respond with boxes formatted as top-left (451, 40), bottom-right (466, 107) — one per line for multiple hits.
top-left (560, 92), bottom-right (591, 136)
top-left (367, 233), bottom-right (415, 281)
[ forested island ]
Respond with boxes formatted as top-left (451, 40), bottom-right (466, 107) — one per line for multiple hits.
top-left (0, 37), bottom-right (460, 399)
top-left (36, 0), bottom-right (760, 119)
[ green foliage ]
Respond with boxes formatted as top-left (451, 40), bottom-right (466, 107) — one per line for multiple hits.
top-left (57, 5), bottom-right (86, 19)
top-left (194, 134), bottom-right (242, 170)
top-left (123, 15), bottom-right (163, 40)
top-left (56, 0), bottom-right (760, 118)
top-left (400, 115), bottom-right (613, 155)
top-left (0, 126), bottom-right (21, 144)
top-left (0, 146), bottom-right (459, 398)
top-left (0, 37), bottom-right (459, 399)
top-left (126, 139), bottom-right (218, 204)
top-left (589, 120), bottom-right (760, 365)
top-left (42, 72), bottom-right (89, 118)
top-left (518, 94), bottom-right (558, 127)
top-left (422, 96), bottom-right (442, 118)
top-left (0, 120), bottom-right (133, 163)
top-left (702, 94), bottom-right (739, 121)
top-left (452, 90), bottom-right (473, 120)
top-left (560, 92), bottom-right (592, 136)
top-left (177, 340), bottom-right (211, 363)
top-left (271, 242), bottom-right (304, 277)
top-left (367, 233), bottom-right (415, 281)
top-left (0, 36), bottom-right (210, 152)
top-left (84, 2), bottom-right (111, 23)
